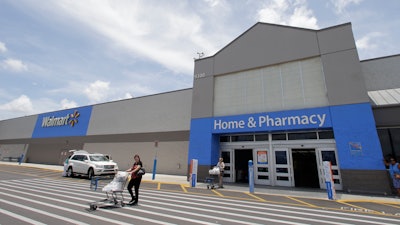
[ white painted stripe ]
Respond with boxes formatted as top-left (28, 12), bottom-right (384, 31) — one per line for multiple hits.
top-left (9, 178), bottom-right (399, 225)
top-left (0, 191), bottom-right (131, 225)
top-left (0, 199), bottom-right (88, 225)
top-left (7, 180), bottom-right (315, 225)
top-left (142, 189), bottom-right (399, 225)
top-left (0, 207), bottom-right (47, 225)
top-left (142, 195), bottom-right (349, 225)
top-left (0, 183), bottom-right (173, 225)
top-left (18, 178), bottom-right (395, 223)
top-left (143, 204), bottom-right (288, 225)
top-left (0, 184), bottom-right (216, 225)
top-left (5, 181), bottom-right (259, 225)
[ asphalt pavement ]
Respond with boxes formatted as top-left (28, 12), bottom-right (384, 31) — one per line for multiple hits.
top-left (1, 161), bottom-right (399, 204)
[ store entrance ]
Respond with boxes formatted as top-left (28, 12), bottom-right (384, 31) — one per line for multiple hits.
top-left (234, 149), bottom-right (253, 183)
top-left (292, 149), bottom-right (319, 188)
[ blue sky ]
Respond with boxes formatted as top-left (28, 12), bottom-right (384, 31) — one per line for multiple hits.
top-left (0, 0), bottom-right (399, 120)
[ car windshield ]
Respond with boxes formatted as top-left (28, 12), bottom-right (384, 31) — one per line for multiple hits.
top-left (89, 155), bottom-right (109, 161)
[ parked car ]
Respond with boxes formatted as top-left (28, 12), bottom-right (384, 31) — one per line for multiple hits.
top-left (66, 150), bottom-right (118, 179)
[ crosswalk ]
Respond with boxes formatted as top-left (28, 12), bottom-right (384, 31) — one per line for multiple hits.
top-left (0, 177), bottom-right (399, 225)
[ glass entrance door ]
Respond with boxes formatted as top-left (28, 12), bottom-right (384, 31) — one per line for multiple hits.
top-left (221, 149), bottom-right (233, 183)
top-left (253, 149), bottom-right (270, 185)
top-left (316, 148), bottom-right (342, 190)
top-left (273, 148), bottom-right (294, 187)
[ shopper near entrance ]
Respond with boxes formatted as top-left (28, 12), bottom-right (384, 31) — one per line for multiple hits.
top-left (384, 157), bottom-right (400, 197)
top-left (217, 157), bottom-right (225, 188)
top-left (126, 154), bottom-right (143, 205)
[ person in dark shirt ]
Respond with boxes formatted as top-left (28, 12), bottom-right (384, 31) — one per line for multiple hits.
top-left (126, 154), bottom-right (143, 205)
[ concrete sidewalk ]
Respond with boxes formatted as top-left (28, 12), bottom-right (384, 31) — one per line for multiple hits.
top-left (1, 161), bottom-right (400, 203)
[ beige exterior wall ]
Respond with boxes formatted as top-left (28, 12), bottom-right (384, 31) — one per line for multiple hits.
top-left (84, 141), bottom-right (189, 175)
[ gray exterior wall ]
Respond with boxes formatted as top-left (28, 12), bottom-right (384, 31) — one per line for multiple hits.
top-left (0, 89), bottom-right (192, 172)
top-left (373, 105), bottom-right (400, 127)
top-left (361, 54), bottom-right (400, 91)
top-left (192, 23), bottom-right (370, 119)
top-left (321, 49), bottom-right (369, 105)
top-left (0, 115), bottom-right (37, 141)
top-left (341, 170), bottom-right (392, 195)
top-left (84, 141), bottom-right (188, 175)
top-left (88, 89), bottom-right (192, 135)
top-left (212, 24), bottom-right (320, 76)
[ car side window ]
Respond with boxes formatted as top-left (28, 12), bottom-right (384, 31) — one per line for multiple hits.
top-left (82, 155), bottom-right (88, 161)
top-left (71, 155), bottom-right (79, 160)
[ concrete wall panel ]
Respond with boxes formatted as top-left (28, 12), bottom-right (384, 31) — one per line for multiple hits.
top-left (191, 76), bottom-right (214, 119)
top-left (213, 23), bottom-right (320, 76)
top-left (84, 141), bottom-right (188, 175)
top-left (321, 49), bottom-right (370, 105)
top-left (87, 89), bottom-right (192, 135)
top-left (317, 24), bottom-right (356, 55)
top-left (361, 55), bottom-right (400, 91)
top-left (0, 115), bottom-right (37, 140)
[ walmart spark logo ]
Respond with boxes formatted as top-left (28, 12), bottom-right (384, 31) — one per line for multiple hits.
top-left (41, 110), bottom-right (80, 128)
top-left (68, 110), bottom-right (80, 127)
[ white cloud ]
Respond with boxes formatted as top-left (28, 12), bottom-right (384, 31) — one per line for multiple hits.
top-left (0, 95), bottom-right (34, 113)
top-left (204, 0), bottom-right (222, 8)
top-left (330, 0), bottom-right (363, 14)
top-left (84, 80), bottom-right (110, 103)
top-left (61, 98), bottom-right (78, 109)
top-left (124, 93), bottom-right (133, 99)
top-left (45, 0), bottom-right (219, 74)
top-left (356, 32), bottom-right (384, 50)
top-left (2, 58), bottom-right (28, 72)
top-left (258, 0), bottom-right (318, 29)
top-left (0, 41), bottom-right (6, 53)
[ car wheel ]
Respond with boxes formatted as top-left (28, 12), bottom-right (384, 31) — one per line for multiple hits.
top-left (67, 167), bottom-right (74, 177)
top-left (88, 168), bottom-right (94, 180)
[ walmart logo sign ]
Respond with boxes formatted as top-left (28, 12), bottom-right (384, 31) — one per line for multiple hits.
top-left (32, 106), bottom-right (92, 138)
top-left (41, 110), bottom-right (80, 128)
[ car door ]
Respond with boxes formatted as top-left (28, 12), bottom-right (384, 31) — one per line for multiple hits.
top-left (73, 155), bottom-right (85, 174)
top-left (80, 155), bottom-right (89, 174)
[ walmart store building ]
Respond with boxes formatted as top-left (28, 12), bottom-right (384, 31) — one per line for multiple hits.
top-left (1, 22), bottom-right (400, 195)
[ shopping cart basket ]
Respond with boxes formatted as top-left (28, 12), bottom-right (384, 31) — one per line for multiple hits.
top-left (205, 166), bottom-right (220, 189)
top-left (89, 171), bottom-right (129, 211)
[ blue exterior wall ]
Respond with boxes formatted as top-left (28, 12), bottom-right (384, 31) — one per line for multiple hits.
top-left (32, 106), bottom-right (92, 138)
top-left (188, 103), bottom-right (384, 171)
top-left (330, 103), bottom-right (384, 170)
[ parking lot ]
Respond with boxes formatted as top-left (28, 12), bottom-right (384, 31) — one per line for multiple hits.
top-left (1, 162), bottom-right (399, 218)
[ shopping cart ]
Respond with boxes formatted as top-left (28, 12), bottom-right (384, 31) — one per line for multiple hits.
top-left (89, 171), bottom-right (129, 211)
top-left (205, 166), bottom-right (220, 189)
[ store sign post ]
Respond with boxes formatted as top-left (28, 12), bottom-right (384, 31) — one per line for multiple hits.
top-left (190, 159), bottom-right (198, 187)
top-left (323, 161), bottom-right (336, 200)
top-left (248, 160), bottom-right (254, 193)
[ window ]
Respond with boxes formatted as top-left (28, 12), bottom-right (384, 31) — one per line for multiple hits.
top-left (255, 134), bottom-right (269, 141)
top-left (219, 136), bottom-right (230, 142)
top-left (275, 151), bottom-right (288, 164)
top-left (231, 135), bottom-right (254, 142)
top-left (321, 151), bottom-right (337, 166)
top-left (318, 130), bottom-right (334, 139)
top-left (272, 133), bottom-right (286, 140)
top-left (288, 132), bottom-right (317, 140)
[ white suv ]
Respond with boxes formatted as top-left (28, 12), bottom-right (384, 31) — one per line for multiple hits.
top-left (66, 150), bottom-right (118, 179)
